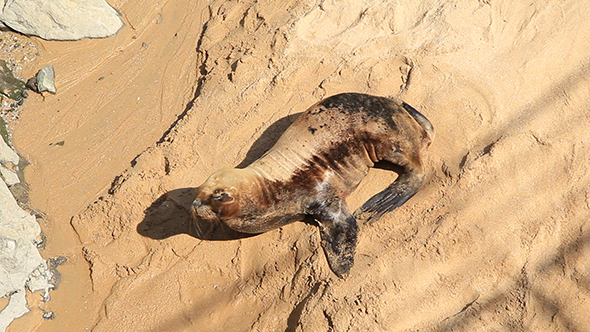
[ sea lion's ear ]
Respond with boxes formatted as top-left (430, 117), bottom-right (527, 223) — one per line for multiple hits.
top-left (212, 190), bottom-right (234, 203)
top-left (308, 198), bottom-right (358, 278)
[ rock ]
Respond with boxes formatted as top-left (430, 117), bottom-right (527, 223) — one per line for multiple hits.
top-left (0, 290), bottom-right (29, 332)
top-left (0, 165), bottom-right (19, 186)
top-left (0, 0), bottom-right (124, 41)
top-left (0, 179), bottom-right (54, 332)
top-left (0, 140), bottom-right (54, 331)
top-left (0, 137), bottom-right (19, 166)
top-left (0, 60), bottom-right (26, 101)
top-left (26, 66), bottom-right (56, 94)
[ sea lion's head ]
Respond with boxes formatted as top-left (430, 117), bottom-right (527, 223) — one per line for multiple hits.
top-left (192, 168), bottom-right (246, 228)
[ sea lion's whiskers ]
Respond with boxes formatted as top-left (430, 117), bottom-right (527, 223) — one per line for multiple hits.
top-left (191, 216), bottom-right (203, 237)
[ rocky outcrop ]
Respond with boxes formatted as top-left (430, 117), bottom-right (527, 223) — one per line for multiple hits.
top-left (0, 139), bottom-right (54, 332)
top-left (0, 0), bottom-right (123, 40)
top-left (0, 136), bottom-right (19, 186)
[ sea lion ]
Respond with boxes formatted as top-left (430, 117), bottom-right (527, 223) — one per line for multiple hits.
top-left (192, 93), bottom-right (434, 277)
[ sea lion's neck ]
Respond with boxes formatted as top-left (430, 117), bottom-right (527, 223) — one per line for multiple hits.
top-left (242, 167), bottom-right (278, 195)
top-left (239, 167), bottom-right (288, 208)
top-left (247, 147), bottom-right (312, 182)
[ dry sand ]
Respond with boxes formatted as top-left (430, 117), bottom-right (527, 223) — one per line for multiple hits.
top-left (4, 0), bottom-right (589, 331)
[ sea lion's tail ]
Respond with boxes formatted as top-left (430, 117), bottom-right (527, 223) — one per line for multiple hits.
top-left (401, 102), bottom-right (435, 147)
top-left (353, 171), bottom-right (424, 224)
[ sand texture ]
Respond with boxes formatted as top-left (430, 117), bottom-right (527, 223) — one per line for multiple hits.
top-left (6, 0), bottom-right (590, 331)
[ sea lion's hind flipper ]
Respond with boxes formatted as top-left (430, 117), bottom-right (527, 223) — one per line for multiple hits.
top-left (308, 199), bottom-right (359, 278)
top-left (354, 171), bottom-right (424, 224)
top-left (402, 102), bottom-right (435, 144)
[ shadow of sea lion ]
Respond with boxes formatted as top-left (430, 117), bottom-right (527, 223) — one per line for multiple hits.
top-left (137, 187), bottom-right (254, 240)
top-left (137, 113), bottom-right (302, 241)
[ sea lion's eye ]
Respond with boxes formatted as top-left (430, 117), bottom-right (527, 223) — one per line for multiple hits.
top-left (212, 190), bottom-right (234, 203)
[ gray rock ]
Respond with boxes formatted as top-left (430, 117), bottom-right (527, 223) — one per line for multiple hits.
top-left (0, 290), bottom-right (29, 332)
top-left (26, 66), bottom-right (56, 94)
top-left (0, 138), bottom-right (19, 185)
top-left (0, 0), bottom-right (124, 41)
top-left (0, 159), bottom-right (54, 331)
top-left (0, 137), bottom-right (18, 165)
top-left (0, 166), bottom-right (19, 186)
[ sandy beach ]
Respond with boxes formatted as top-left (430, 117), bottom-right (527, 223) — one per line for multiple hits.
top-left (2, 0), bottom-right (588, 330)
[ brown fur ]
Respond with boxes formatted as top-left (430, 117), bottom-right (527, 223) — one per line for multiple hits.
top-left (192, 93), bottom-right (433, 277)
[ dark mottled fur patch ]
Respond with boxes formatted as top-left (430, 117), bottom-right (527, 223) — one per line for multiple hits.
top-left (261, 138), bottom-right (363, 205)
top-left (318, 93), bottom-right (400, 131)
top-left (256, 94), bottom-right (428, 222)
top-left (287, 141), bottom-right (355, 190)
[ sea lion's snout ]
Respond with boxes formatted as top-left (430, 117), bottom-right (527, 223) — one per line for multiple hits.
top-left (191, 199), bottom-right (217, 222)
top-left (190, 197), bottom-right (221, 238)
top-left (192, 199), bottom-right (202, 209)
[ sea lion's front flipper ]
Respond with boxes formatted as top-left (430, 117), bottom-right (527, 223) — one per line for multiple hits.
top-left (354, 170), bottom-right (424, 224)
top-left (309, 199), bottom-right (359, 278)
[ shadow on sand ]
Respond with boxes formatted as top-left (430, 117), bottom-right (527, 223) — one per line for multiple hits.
top-left (136, 113), bottom-right (301, 241)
